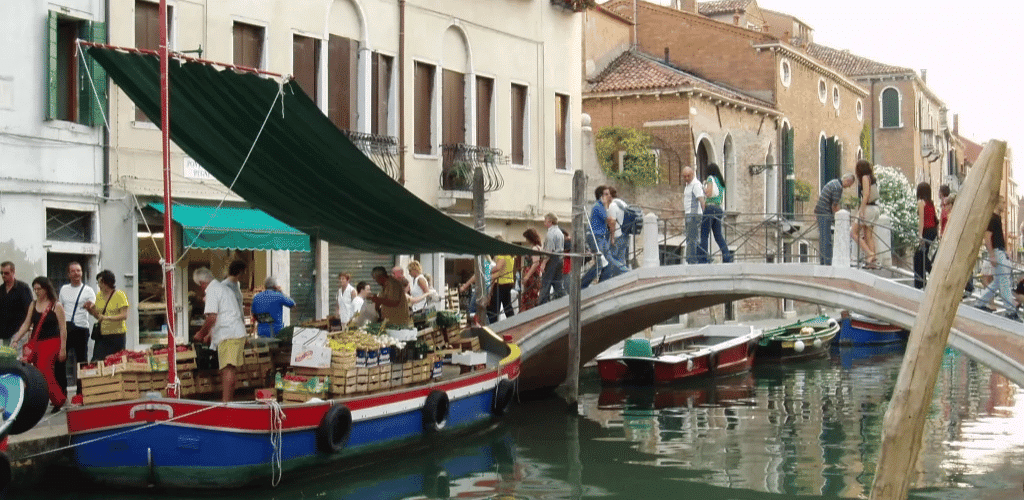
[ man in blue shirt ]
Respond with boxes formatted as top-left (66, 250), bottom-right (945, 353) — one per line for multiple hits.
top-left (250, 276), bottom-right (296, 338)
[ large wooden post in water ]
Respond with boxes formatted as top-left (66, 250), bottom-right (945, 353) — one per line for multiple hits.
top-left (870, 140), bottom-right (1006, 499)
top-left (564, 170), bottom-right (586, 411)
top-left (473, 166), bottom-right (489, 326)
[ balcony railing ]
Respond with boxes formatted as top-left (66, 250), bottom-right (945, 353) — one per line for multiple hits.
top-left (439, 143), bottom-right (507, 193)
top-left (341, 130), bottom-right (401, 181)
top-left (550, 0), bottom-right (594, 12)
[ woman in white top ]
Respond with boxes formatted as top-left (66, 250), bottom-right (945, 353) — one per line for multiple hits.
top-left (350, 281), bottom-right (377, 327)
top-left (406, 260), bottom-right (433, 313)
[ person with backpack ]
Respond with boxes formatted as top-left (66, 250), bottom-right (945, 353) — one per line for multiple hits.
top-left (700, 163), bottom-right (733, 263)
top-left (607, 186), bottom-right (632, 276)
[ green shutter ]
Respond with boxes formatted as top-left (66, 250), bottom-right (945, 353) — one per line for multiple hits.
top-left (80, 21), bottom-right (107, 127)
top-left (45, 11), bottom-right (58, 120)
top-left (825, 137), bottom-right (839, 186)
top-left (882, 89), bottom-right (899, 128)
top-left (783, 127), bottom-right (795, 216)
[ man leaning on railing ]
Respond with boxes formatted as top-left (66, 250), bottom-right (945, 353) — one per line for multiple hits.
top-left (814, 173), bottom-right (856, 266)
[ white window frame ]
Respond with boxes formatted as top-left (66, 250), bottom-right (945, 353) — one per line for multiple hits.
top-left (856, 99), bottom-right (864, 122)
top-left (779, 58), bottom-right (791, 88)
top-left (831, 85), bottom-right (840, 109)
top-left (510, 80), bottom-right (531, 170)
top-left (879, 86), bottom-right (903, 129)
top-left (554, 91), bottom-right (572, 173)
top-left (817, 78), bottom-right (827, 104)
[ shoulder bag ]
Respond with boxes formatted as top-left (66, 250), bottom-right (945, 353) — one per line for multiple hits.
top-left (91, 290), bottom-right (113, 341)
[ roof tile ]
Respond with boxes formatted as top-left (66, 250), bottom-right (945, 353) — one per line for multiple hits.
top-left (804, 42), bottom-right (914, 77)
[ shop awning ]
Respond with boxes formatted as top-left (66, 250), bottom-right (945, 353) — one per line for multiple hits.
top-left (87, 46), bottom-right (538, 257)
top-left (149, 203), bottom-right (311, 252)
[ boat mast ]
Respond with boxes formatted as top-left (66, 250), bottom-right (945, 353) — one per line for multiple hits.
top-left (160, 0), bottom-right (179, 398)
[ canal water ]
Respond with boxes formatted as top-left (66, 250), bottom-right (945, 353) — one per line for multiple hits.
top-left (16, 345), bottom-right (1024, 499)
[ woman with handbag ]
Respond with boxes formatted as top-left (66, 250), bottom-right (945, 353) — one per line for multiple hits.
top-left (85, 270), bottom-right (129, 362)
top-left (11, 277), bottom-right (68, 412)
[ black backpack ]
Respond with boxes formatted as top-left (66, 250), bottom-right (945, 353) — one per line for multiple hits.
top-left (622, 205), bottom-right (643, 235)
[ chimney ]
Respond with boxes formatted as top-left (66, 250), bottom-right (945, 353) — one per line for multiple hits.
top-left (784, 30), bottom-right (790, 43)
top-left (921, 69), bottom-right (927, 83)
top-left (664, 47), bottom-right (670, 64)
top-left (733, 13), bottom-right (740, 25)
top-left (763, 23), bottom-right (770, 34)
top-left (953, 113), bottom-right (959, 135)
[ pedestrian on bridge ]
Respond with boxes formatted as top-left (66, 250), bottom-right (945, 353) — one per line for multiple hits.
top-left (975, 209), bottom-right (1020, 321)
top-left (850, 160), bottom-right (880, 268)
top-left (914, 182), bottom-right (938, 289)
top-left (538, 213), bottom-right (565, 305)
top-left (700, 163), bottom-right (734, 263)
top-left (814, 173), bottom-right (856, 265)
top-left (682, 167), bottom-right (705, 264)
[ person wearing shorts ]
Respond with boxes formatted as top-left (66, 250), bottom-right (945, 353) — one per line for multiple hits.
top-left (192, 267), bottom-right (247, 402)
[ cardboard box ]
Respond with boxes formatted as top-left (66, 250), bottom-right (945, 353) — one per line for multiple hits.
top-left (451, 351), bottom-right (488, 366)
top-left (290, 328), bottom-right (332, 368)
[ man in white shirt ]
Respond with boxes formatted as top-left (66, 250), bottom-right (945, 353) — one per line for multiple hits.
top-left (58, 261), bottom-right (96, 395)
top-left (192, 267), bottom-right (247, 402)
top-left (336, 272), bottom-right (356, 324)
top-left (682, 166), bottom-right (705, 264)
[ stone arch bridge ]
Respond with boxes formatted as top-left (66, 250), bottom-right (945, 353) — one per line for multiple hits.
top-left (490, 263), bottom-right (1024, 392)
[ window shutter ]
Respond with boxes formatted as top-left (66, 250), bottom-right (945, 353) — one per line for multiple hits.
top-left (882, 89), bottom-right (899, 128)
top-left (819, 135), bottom-right (828, 189)
top-left (81, 21), bottom-right (107, 127)
top-left (783, 127), bottom-right (795, 216)
top-left (45, 11), bottom-right (59, 121)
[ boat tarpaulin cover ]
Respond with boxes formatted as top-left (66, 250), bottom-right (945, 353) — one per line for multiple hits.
top-left (88, 46), bottom-right (537, 256)
top-left (149, 203), bottom-right (311, 252)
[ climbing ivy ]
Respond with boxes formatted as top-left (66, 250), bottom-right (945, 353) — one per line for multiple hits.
top-left (860, 122), bottom-right (872, 163)
top-left (875, 165), bottom-right (918, 256)
top-left (595, 127), bottom-right (659, 187)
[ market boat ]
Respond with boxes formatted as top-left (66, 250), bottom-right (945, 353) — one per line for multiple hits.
top-left (755, 315), bottom-right (840, 363)
top-left (65, 326), bottom-right (520, 488)
top-left (594, 324), bottom-right (762, 385)
top-left (63, 31), bottom-right (534, 488)
top-left (837, 311), bottom-right (909, 345)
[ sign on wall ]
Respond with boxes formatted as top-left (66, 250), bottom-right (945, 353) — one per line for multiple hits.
top-left (183, 157), bottom-right (216, 181)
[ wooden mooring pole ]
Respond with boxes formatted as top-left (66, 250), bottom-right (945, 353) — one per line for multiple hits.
top-left (565, 170), bottom-right (586, 412)
top-left (869, 140), bottom-right (1006, 499)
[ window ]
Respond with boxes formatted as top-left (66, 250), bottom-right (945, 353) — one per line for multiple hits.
top-left (442, 69), bottom-right (466, 146)
top-left (292, 34), bottom-right (320, 104)
top-left (46, 209), bottom-right (93, 243)
top-left (881, 87), bottom-right (901, 128)
top-left (779, 58), bottom-right (791, 88)
top-left (819, 135), bottom-right (841, 190)
top-left (856, 99), bottom-right (864, 121)
top-left (327, 35), bottom-right (357, 131)
top-left (832, 85), bottom-right (840, 109)
top-left (476, 76), bottom-right (493, 147)
top-left (46, 12), bottom-right (106, 126)
top-left (232, 22), bottom-right (264, 69)
top-left (371, 52), bottom-right (393, 136)
top-left (817, 78), bottom-right (827, 103)
top-left (511, 83), bottom-right (528, 165)
top-left (555, 93), bottom-right (569, 170)
top-left (134, 1), bottom-right (172, 122)
top-left (414, 62), bottom-right (435, 155)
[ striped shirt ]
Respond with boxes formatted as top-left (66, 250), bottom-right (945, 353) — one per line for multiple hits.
top-left (814, 178), bottom-right (844, 215)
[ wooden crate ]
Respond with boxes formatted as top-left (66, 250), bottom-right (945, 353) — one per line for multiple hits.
top-left (77, 362), bottom-right (103, 379)
top-left (282, 390), bottom-right (327, 403)
top-left (81, 372), bottom-right (148, 404)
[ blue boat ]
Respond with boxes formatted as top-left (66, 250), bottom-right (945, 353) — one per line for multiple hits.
top-left (838, 311), bottom-right (909, 345)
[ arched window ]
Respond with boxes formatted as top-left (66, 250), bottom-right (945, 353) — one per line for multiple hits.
top-left (881, 87), bottom-right (901, 128)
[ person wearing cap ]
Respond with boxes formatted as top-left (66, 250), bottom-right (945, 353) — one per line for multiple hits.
top-left (250, 276), bottom-right (295, 338)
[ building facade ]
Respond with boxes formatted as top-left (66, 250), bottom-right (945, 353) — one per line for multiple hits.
top-left (9, 0), bottom-right (582, 346)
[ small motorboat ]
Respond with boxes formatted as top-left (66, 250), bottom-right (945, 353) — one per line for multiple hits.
top-left (756, 315), bottom-right (840, 363)
top-left (837, 311), bottom-right (909, 345)
top-left (594, 324), bottom-right (762, 385)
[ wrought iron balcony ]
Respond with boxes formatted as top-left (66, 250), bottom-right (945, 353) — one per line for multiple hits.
top-left (439, 143), bottom-right (507, 193)
top-left (550, 0), bottom-right (594, 12)
top-left (341, 130), bottom-right (400, 181)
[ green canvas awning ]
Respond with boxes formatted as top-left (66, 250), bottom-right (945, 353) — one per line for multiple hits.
top-left (88, 46), bottom-right (537, 257)
top-left (149, 203), bottom-right (310, 252)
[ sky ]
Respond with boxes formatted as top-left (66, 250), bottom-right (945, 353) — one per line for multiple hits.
top-left (645, 0), bottom-right (1024, 186)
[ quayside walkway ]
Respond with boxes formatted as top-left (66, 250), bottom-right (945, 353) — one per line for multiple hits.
top-left (491, 263), bottom-right (1024, 392)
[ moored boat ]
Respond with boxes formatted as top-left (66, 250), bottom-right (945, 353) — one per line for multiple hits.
top-left (756, 315), bottom-right (839, 363)
top-left (594, 324), bottom-right (762, 385)
top-left (65, 327), bottom-right (520, 489)
top-left (838, 311), bottom-right (909, 345)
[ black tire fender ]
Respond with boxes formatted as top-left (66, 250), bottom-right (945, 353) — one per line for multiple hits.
top-left (491, 379), bottom-right (515, 416)
top-left (422, 390), bottom-right (449, 433)
top-left (0, 360), bottom-right (49, 436)
top-left (315, 404), bottom-right (352, 453)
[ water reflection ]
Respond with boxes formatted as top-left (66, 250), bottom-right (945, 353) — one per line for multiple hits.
top-left (12, 348), bottom-right (1024, 500)
top-left (575, 347), bottom-right (1024, 499)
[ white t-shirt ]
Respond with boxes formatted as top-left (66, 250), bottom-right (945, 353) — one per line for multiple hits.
top-left (410, 274), bottom-right (430, 312)
top-left (683, 177), bottom-right (705, 216)
top-left (608, 198), bottom-right (627, 239)
top-left (337, 284), bottom-right (356, 323)
top-left (204, 279), bottom-right (247, 348)
top-left (59, 283), bottom-right (96, 328)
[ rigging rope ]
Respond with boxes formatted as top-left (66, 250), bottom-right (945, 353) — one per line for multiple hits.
top-left (266, 399), bottom-right (286, 486)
